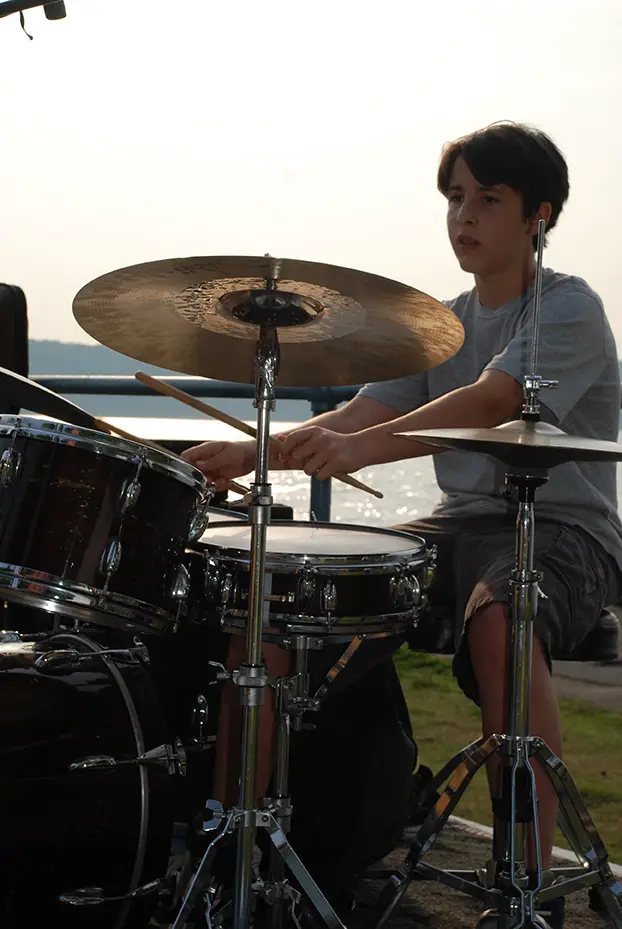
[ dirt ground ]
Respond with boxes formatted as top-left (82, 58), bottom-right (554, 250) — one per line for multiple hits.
top-left (350, 821), bottom-right (615, 929)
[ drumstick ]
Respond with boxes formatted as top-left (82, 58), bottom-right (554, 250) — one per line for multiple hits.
top-left (135, 371), bottom-right (384, 500)
top-left (91, 416), bottom-right (249, 497)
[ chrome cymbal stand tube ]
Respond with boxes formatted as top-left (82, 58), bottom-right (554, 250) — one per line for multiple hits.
top-left (173, 295), bottom-right (346, 928)
top-left (373, 221), bottom-right (622, 928)
top-left (233, 324), bottom-right (277, 929)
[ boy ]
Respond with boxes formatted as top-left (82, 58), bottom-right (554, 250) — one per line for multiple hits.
top-left (184, 122), bottom-right (622, 928)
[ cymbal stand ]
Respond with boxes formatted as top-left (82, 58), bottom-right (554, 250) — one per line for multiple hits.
top-left (172, 313), bottom-right (346, 929)
top-left (372, 222), bottom-right (622, 928)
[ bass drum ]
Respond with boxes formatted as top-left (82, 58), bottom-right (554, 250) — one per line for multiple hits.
top-left (0, 631), bottom-right (175, 928)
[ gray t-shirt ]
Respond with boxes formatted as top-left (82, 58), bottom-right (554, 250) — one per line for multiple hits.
top-left (359, 269), bottom-right (622, 571)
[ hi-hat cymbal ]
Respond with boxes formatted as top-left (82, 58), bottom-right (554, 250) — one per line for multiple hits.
top-left (72, 256), bottom-right (464, 387)
top-left (397, 420), bottom-right (622, 469)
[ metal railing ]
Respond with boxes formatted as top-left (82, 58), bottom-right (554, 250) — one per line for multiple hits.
top-left (32, 375), bottom-right (360, 522)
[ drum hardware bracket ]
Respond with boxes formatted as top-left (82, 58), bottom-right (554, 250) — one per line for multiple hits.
top-left (191, 692), bottom-right (210, 748)
top-left (59, 877), bottom-right (163, 907)
top-left (34, 636), bottom-right (150, 670)
top-left (68, 737), bottom-right (187, 776)
top-left (281, 635), bottom-right (324, 651)
top-left (239, 589), bottom-right (297, 604)
top-left (263, 592), bottom-right (296, 603)
top-left (172, 804), bottom-right (346, 929)
top-left (208, 661), bottom-right (270, 689)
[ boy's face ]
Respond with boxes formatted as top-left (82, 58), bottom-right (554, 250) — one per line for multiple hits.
top-left (446, 156), bottom-right (536, 276)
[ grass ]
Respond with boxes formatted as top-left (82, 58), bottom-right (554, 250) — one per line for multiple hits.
top-left (395, 647), bottom-right (622, 862)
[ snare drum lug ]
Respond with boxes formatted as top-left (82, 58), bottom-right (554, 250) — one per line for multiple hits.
top-left (390, 572), bottom-right (407, 608)
top-left (406, 574), bottom-right (422, 609)
top-left (171, 563), bottom-right (191, 601)
top-left (423, 545), bottom-right (437, 589)
top-left (321, 580), bottom-right (337, 614)
top-left (118, 477), bottom-right (141, 515)
top-left (220, 572), bottom-right (237, 608)
top-left (0, 448), bottom-right (21, 486)
top-left (204, 557), bottom-right (221, 599)
top-left (296, 565), bottom-right (317, 610)
top-left (99, 538), bottom-right (122, 577)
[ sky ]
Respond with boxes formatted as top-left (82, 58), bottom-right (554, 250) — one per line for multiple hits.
top-left (1, 0), bottom-right (621, 354)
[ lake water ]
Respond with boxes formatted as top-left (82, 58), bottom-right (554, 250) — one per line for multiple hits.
top-left (107, 416), bottom-right (622, 526)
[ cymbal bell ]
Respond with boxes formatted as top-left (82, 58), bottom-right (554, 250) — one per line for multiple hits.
top-left (397, 420), bottom-right (622, 469)
top-left (72, 256), bottom-right (464, 387)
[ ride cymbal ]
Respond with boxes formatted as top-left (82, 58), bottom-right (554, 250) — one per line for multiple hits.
top-left (72, 256), bottom-right (464, 387)
top-left (397, 420), bottom-right (622, 469)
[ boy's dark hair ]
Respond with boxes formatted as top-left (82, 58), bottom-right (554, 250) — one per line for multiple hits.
top-left (437, 122), bottom-right (569, 248)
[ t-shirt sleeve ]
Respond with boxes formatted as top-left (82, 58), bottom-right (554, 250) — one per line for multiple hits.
top-left (485, 291), bottom-right (607, 422)
top-left (356, 370), bottom-right (429, 414)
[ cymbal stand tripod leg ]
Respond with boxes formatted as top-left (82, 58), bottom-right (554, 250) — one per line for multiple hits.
top-left (373, 470), bottom-right (622, 929)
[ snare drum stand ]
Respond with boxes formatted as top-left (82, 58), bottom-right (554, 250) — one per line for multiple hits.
top-left (373, 227), bottom-right (622, 928)
top-left (172, 314), bottom-right (347, 929)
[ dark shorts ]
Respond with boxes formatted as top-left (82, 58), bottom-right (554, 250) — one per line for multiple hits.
top-left (392, 513), bottom-right (622, 705)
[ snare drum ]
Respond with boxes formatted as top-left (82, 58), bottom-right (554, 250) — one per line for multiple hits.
top-left (0, 416), bottom-right (211, 634)
top-left (197, 521), bottom-right (433, 639)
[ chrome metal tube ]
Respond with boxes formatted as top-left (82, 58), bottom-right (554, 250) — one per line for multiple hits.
top-left (508, 497), bottom-right (537, 739)
top-left (494, 475), bottom-right (543, 890)
top-left (530, 218), bottom-right (547, 378)
top-left (233, 329), bottom-right (277, 929)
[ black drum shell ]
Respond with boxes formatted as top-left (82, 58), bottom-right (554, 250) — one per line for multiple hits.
top-left (0, 634), bottom-right (174, 927)
top-left (0, 420), bottom-right (207, 633)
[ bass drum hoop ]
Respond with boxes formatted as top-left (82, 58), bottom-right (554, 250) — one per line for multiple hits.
top-left (41, 631), bottom-right (151, 929)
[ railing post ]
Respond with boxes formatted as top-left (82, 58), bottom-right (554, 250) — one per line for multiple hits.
top-left (308, 392), bottom-right (336, 523)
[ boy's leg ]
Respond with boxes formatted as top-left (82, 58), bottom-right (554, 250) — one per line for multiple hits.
top-left (468, 604), bottom-right (562, 868)
top-left (453, 520), bottom-right (621, 871)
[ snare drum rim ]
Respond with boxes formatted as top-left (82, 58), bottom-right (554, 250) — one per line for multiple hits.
top-left (0, 415), bottom-right (208, 493)
top-left (197, 520), bottom-right (428, 574)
